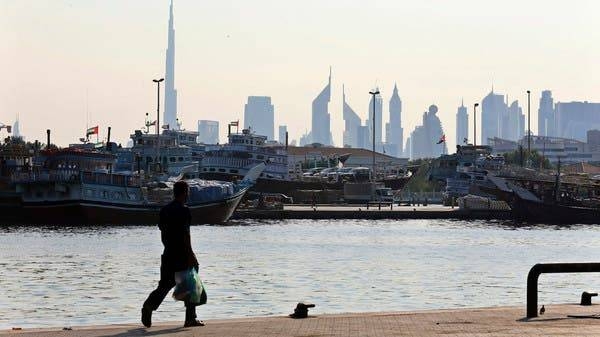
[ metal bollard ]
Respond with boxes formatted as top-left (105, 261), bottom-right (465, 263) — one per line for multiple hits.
top-left (581, 291), bottom-right (598, 306)
top-left (527, 263), bottom-right (600, 318)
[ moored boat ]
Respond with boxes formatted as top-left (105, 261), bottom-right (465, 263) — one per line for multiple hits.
top-left (199, 128), bottom-right (412, 199)
top-left (486, 172), bottom-right (600, 224)
top-left (5, 148), bottom-right (264, 225)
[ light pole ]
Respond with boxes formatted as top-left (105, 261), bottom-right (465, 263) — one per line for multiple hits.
top-left (369, 89), bottom-right (380, 181)
top-left (153, 78), bottom-right (164, 172)
top-left (473, 103), bottom-right (479, 147)
top-left (527, 90), bottom-right (531, 167)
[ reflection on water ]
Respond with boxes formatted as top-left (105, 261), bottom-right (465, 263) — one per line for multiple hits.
top-left (1, 219), bottom-right (599, 329)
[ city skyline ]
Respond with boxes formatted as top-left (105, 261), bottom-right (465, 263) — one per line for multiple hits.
top-left (3, 0), bottom-right (600, 152)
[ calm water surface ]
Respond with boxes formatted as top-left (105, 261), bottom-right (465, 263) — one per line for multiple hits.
top-left (1, 219), bottom-right (600, 329)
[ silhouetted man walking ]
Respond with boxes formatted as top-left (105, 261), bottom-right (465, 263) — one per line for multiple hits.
top-left (142, 180), bottom-right (204, 328)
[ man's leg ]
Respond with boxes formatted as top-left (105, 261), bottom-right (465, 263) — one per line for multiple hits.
top-left (184, 303), bottom-right (205, 327)
top-left (142, 257), bottom-right (175, 327)
top-left (183, 286), bottom-right (206, 327)
top-left (185, 304), bottom-right (197, 322)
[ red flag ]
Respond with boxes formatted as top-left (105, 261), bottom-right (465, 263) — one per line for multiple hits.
top-left (436, 134), bottom-right (446, 144)
top-left (86, 126), bottom-right (99, 136)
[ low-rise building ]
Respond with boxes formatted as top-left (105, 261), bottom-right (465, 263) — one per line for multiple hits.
top-left (489, 136), bottom-right (600, 164)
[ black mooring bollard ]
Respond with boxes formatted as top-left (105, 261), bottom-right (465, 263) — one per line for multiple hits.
top-left (289, 303), bottom-right (315, 319)
top-left (581, 291), bottom-right (598, 306)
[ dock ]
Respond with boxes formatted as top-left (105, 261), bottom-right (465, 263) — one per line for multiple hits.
top-left (3, 304), bottom-right (600, 336)
top-left (234, 204), bottom-right (512, 220)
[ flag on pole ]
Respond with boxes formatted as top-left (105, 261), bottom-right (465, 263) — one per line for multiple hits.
top-left (86, 126), bottom-right (99, 136)
top-left (436, 134), bottom-right (446, 144)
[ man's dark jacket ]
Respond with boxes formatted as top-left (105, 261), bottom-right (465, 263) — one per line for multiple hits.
top-left (159, 200), bottom-right (199, 272)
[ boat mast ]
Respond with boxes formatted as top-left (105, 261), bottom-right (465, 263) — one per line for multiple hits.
top-left (554, 157), bottom-right (561, 203)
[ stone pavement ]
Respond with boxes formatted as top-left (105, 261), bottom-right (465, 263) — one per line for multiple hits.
top-left (3, 304), bottom-right (600, 337)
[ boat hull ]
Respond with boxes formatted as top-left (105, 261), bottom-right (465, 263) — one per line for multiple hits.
top-left (1, 189), bottom-right (247, 225)
top-left (512, 197), bottom-right (600, 224)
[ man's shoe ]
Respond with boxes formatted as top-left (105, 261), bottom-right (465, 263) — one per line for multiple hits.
top-left (141, 307), bottom-right (152, 328)
top-left (184, 319), bottom-right (205, 327)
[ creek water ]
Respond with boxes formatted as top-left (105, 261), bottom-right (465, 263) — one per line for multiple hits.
top-left (1, 219), bottom-right (599, 329)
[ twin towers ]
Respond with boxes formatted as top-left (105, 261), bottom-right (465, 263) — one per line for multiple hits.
top-left (309, 69), bottom-right (404, 158)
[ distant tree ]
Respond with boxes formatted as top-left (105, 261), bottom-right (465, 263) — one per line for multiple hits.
top-left (502, 147), bottom-right (552, 169)
top-left (405, 158), bottom-right (438, 192)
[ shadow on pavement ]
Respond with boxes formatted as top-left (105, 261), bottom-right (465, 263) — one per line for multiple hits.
top-left (99, 326), bottom-right (184, 337)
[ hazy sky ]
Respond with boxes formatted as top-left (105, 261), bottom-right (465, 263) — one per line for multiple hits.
top-left (3, 0), bottom-right (600, 151)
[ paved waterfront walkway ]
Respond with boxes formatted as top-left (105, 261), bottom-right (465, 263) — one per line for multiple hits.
top-left (4, 304), bottom-right (600, 336)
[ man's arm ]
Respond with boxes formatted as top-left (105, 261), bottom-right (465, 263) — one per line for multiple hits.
top-left (184, 207), bottom-right (198, 267)
top-left (158, 207), bottom-right (166, 231)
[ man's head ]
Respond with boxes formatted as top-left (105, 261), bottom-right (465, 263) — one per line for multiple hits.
top-left (173, 180), bottom-right (189, 203)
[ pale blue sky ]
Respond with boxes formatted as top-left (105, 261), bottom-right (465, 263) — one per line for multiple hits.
top-left (2, 0), bottom-right (600, 150)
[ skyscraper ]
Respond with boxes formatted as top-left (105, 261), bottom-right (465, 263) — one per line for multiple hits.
top-left (588, 129), bottom-right (600, 152)
top-left (12, 114), bottom-right (21, 139)
top-left (244, 96), bottom-right (274, 139)
top-left (342, 85), bottom-right (362, 148)
top-left (481, 90), bottom-right (506, 144)
top-left (538, 90), bottom-right (554, 137)
top-left (163, 0), bottom-right (178, 130)
top-left (555, 101), bottom-right (600, 141)
top-left (456, 100), bottom-right (468, 146)
top-left (386, 83), bottom-right (403, 157)
top-left (409, 105), bottom-right (447, 159)
top-left (197, 120), bottom-right (219, 144)
top-left (481, 89), bottom-right (525, 144)
top-left (366, 89), bottom-right (383, 151)
top-left (311, 69), bottom-right (332, 146)
top-left (299, 132), bottom-right (311, 146)
top-left (506, 100), bottom-right (525, 141)
top-left (278, 125), bottom-right (287, 145)
top-left (357, 126), bottom-right (370, 150)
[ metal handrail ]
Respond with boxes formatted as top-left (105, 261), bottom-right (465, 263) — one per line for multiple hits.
top-left (526, 262), bottom-right (600, 318)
